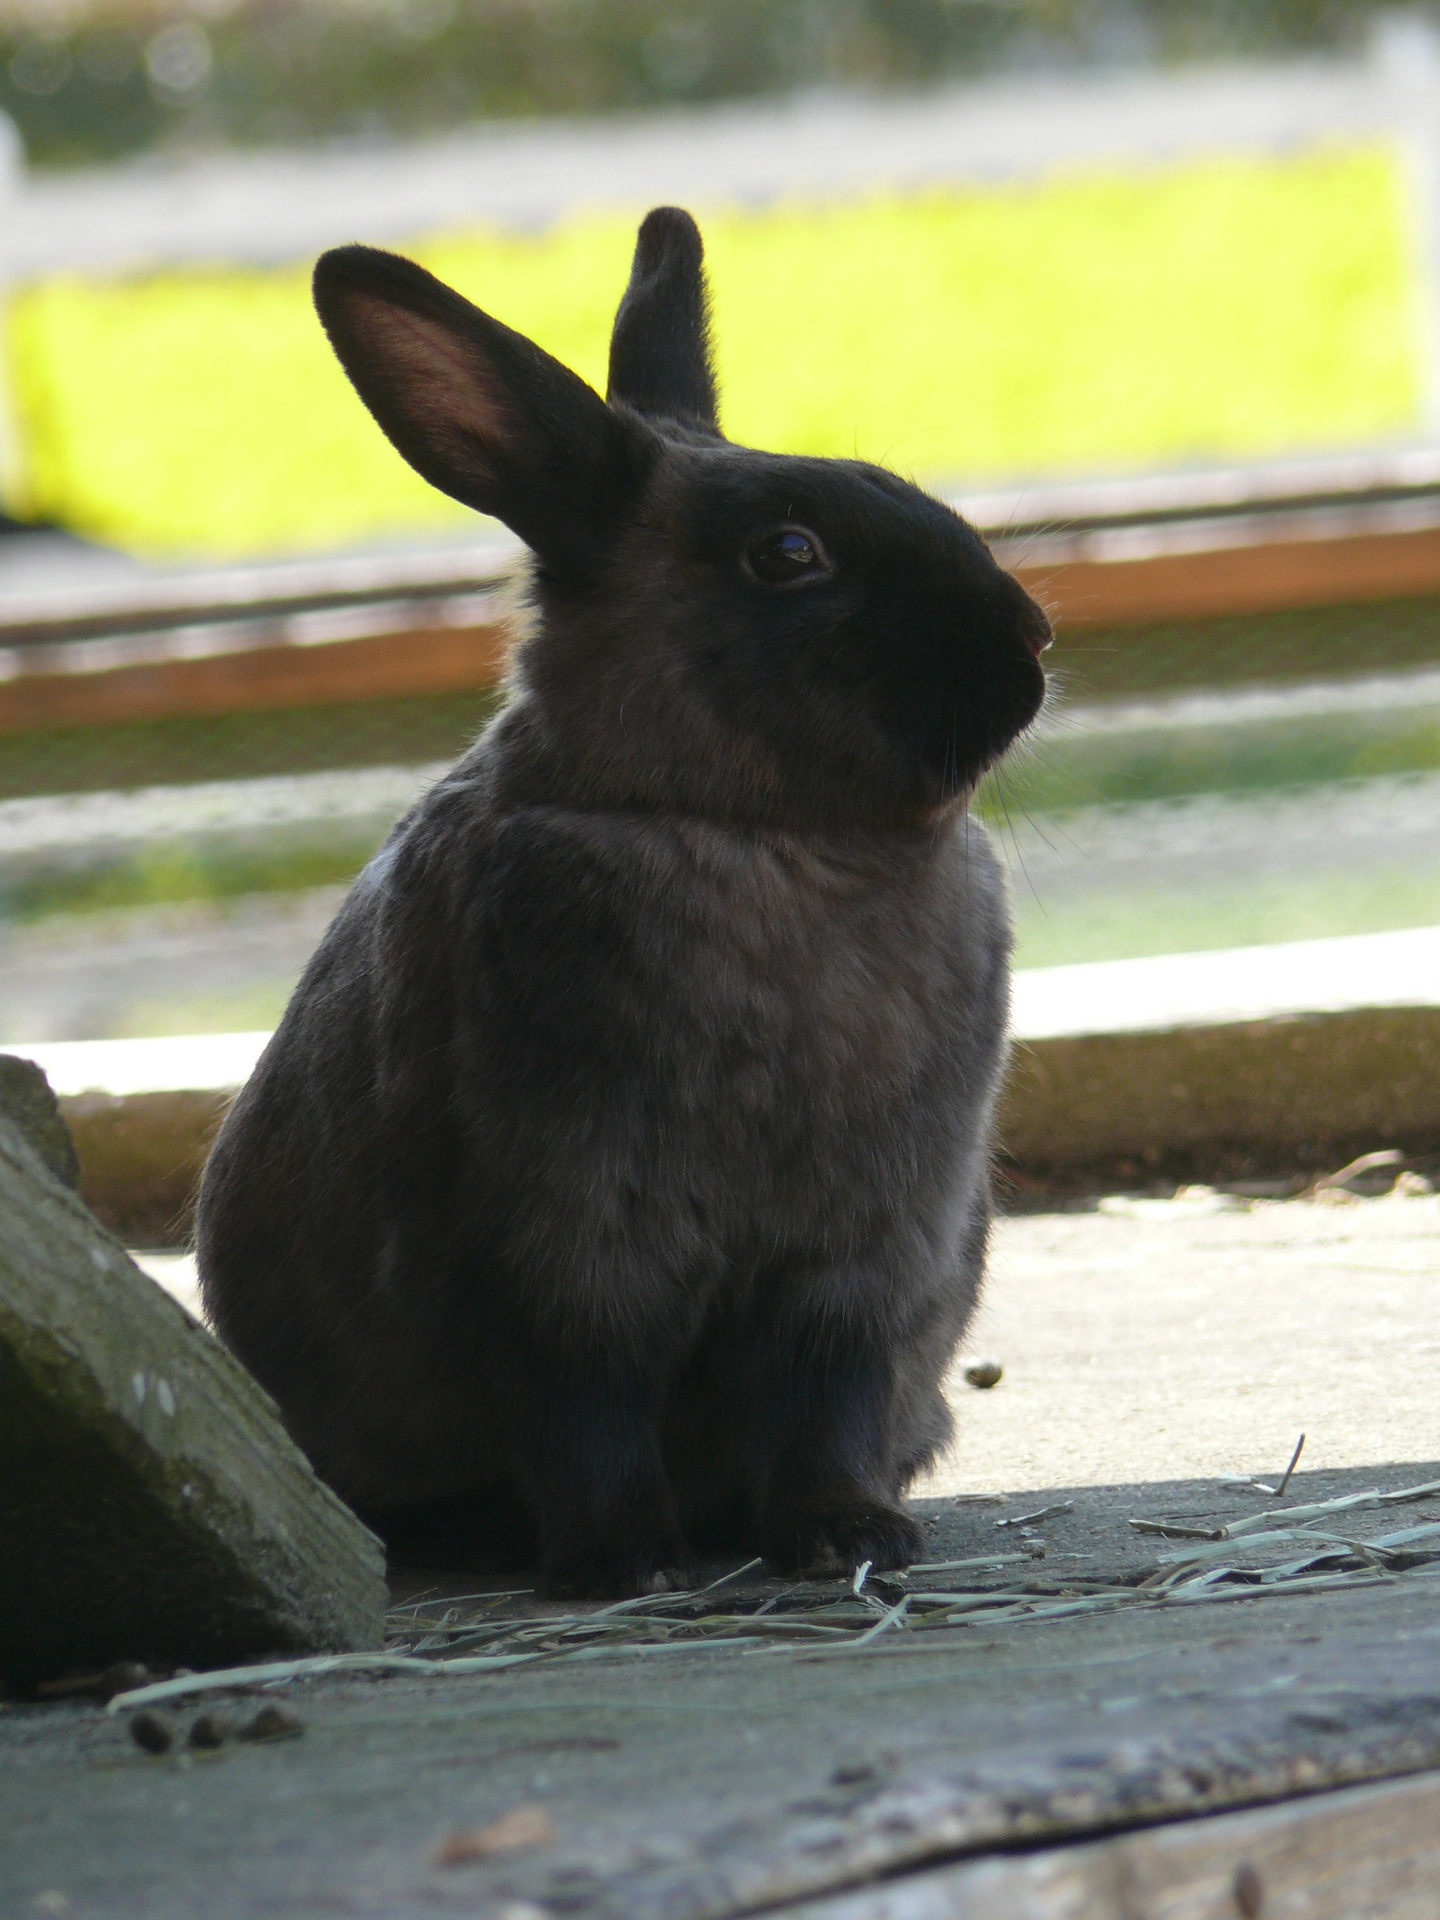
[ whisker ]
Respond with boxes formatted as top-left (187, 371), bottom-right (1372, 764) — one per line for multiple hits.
top-left (985, 768), bottom-right (1043, 912)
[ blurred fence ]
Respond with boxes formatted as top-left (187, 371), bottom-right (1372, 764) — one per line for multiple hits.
top-left (4, 51), bottom-right (1440, 1052)
top-left (3, 447), bottom-right (1439, 1042)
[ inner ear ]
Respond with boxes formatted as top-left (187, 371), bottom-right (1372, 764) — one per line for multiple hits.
top-left (327, 286), bottom-right (526, 502)
top-left (607, 206), bottom-right (720, 433)
top-left (314, 244), bottom-right (652, 574)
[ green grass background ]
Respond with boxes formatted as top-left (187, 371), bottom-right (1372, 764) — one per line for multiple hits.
top-left (5, 142), bottom-right (1426, 557)
top-left (97, 857), bottom-right (1440, 1037)
top-left (1008, 861), bottom-right (1440, 969)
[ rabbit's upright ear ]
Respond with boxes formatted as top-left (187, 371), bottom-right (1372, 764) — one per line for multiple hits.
top-left (606, 207), bottom-right (720, 433)
top-left (313, 245), bottom-right (651, 571)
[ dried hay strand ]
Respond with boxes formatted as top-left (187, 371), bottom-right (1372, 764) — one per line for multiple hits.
top-left (103, 1473), bottom-right (1440, 1716)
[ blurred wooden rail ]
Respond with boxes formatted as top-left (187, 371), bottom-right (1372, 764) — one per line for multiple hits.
top-left (5, 456), bottom-right (1440, 732)
top-left (1012, 517), bottom-right (1440, 627)
top-left (0, 598), bottom-right (512, 733)
top-left (54, 1003), bottom-right (1440, 1244)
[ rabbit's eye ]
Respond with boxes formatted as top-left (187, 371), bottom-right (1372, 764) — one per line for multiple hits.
top-left (744, 525), bottom-right (830, 585)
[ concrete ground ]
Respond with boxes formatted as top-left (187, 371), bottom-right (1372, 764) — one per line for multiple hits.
top-left (919, 1187), bottom-right (1440, 1495)
top-left (135, 1187), bottom-right (1440, 1500)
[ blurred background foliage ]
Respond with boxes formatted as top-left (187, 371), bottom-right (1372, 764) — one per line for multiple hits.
top-left (0, 0), bottom-right (1430, 172)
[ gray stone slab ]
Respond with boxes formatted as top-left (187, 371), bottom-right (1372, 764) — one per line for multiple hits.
top-left (921, 1190), bottom-right (1440, 1497)
top-left (0, 1090), bottom-right (386, 1690)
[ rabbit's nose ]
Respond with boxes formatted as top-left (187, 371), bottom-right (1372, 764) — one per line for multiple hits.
top-left (1021, 602), bottom-right (1053, 656)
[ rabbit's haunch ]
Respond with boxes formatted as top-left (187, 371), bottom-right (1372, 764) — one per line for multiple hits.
top-left (196, 207), bottom-right (1048, 1596)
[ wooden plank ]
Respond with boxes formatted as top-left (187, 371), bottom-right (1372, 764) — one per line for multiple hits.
top-left (776, 1769), bottom-right (1440, 1918)
top-left (1000, 1006), bottom-right (1440, 1172)
top-left (0, 1051), bottom-right (79, 1189)
top-left (61, 1088), bottom-right (233, 1247)
top-left (56, 1008), bottom-right (1440, 1246)
top-left (0, 615), bottom-right (510, 733)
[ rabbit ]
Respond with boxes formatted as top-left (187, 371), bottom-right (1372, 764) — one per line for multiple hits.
top-left (196, 206), bottom-right (1050, 1596)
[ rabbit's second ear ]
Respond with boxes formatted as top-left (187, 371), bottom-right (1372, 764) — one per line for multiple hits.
top-left (607, 207), bottom-right (719, 433)
top-left (314, 246), bottom-right (651, 571)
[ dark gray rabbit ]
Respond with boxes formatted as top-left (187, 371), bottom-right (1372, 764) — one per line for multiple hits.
top-left (196, 207), bottom-right (1049, 1595)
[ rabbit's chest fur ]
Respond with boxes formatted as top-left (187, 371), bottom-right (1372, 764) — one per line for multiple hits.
top-left (461, 796), bottom-right (1006, 1263)
top-left (202, 746), bottom-right (1009, 1513)
top-left (384, 756), bottom-right (1006, 1328)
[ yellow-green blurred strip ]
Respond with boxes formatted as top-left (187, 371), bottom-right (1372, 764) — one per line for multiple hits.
top-left (4, 142), bottom-right (1425, 558)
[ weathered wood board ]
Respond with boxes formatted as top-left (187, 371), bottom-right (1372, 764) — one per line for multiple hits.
top-left (785, 1770), bottom-right (1440, 1917)
top-left (0, 604), bottom-right (510, 733)
top-left (56, 1009), bottom-right (1440, 1247)
top-left (0, 1072), bottom-right (387, 1688)
top-left (1002, 1006), bottom-right (1440, 1176)
top-left (61, 1087), bottom-right (232, 1247)
top-left (4, 1463), bottom-right (1438, 1918)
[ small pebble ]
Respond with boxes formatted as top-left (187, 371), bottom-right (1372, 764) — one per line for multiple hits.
top-left (830, 1762), bottom-right (879, 1786)
top-left (128, 1710), bottom-right (176, 1756)
top-left (188, 1710), bottom-right (234, 1750)
top-left (963, 1360), bottom-right (1003, 1390)
top-left (1233, 1859), bottom-right (1264, 1917)
top-left (239, 1702), bottom-right (304, 1742)
top-left (102, 1662), bottom-right (153, 1701)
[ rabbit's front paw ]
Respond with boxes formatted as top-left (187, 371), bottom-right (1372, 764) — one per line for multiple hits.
top-left (764, 1500), bottom-right (925, 1578)
top-left (543, 1535), bottom-right (697, 1600)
